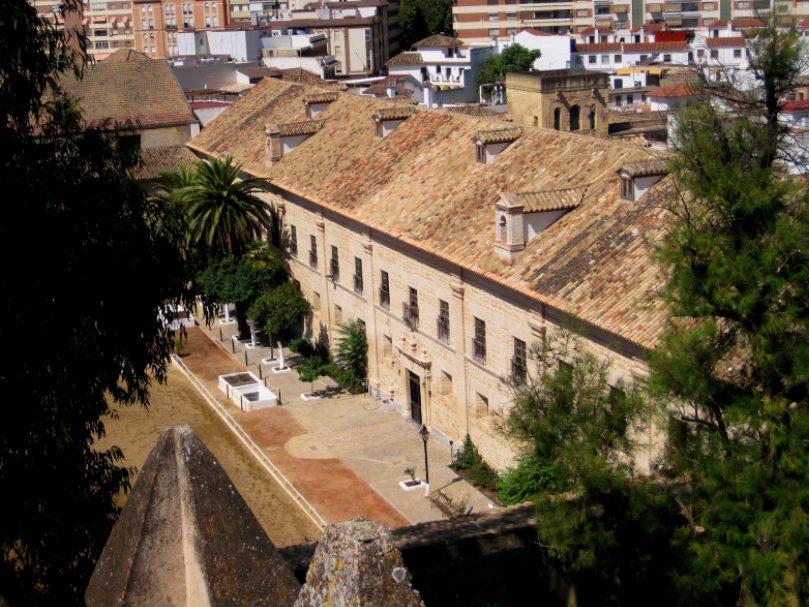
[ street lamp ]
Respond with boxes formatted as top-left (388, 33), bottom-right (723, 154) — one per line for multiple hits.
top-left (419, 424), bottom-right (430, 496)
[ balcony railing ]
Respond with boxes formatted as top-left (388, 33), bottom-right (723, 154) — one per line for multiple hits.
top-left (403, 303), bottom-right (419, 330)
top-left (309, 249), bottom-right (317, 269)
top-left (437, 316), bottom-right (450, 343)
top-left (473, 339), bottom-right (486, 364)
top-left (353, 273), bottom-right (363, 295)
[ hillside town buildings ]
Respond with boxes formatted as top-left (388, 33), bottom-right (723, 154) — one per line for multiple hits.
top-left (188, 77), bottom-right (672, 471)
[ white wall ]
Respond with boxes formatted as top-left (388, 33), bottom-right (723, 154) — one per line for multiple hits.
top-left (508, 32), bottom-right (571, 71)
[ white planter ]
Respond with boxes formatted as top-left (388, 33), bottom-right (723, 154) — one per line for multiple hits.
top-left (218, 372), bottom-right (278, 411)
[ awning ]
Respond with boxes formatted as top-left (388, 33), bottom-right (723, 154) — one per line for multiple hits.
top-left (616, 66), bottom-right (665, 75)
top-left (92, 15), bottom-right (107, 23)
top-left (110, 16), bottom-right (117, 25)
top-left (81, 17), bottom-right (89, 25)
top-left (122, 15), bottom-right (129, 24)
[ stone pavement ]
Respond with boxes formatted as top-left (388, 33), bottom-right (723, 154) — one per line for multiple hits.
top-left (176, 314), bottom-right (496, 528)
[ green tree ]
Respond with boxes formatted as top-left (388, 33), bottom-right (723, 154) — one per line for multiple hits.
top-left (398, 0), bottom-right (452, 49)
top-left (248, 282), bottom-right (310, 345)
top-left (186, 155), bottom-right (271, 257)
top-left (650, 14), bottom-right (809, 605)
top-left (0, 1), bottom-right (189, 603)
top-left (298, 355), bottom-right (327, 396)
top-left (333, 319), bottom-right (368, 391)
top-left (499, 334), bottom-right (686, 605)
top-left (476, 43), bottom-right (541, 85)
top-left (196, 246), bottom-right (285, 337)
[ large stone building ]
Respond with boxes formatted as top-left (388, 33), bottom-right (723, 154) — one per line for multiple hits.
top-left (506, 70), bottom-right (609, 138)
top-left (187, 77), bottom-right (670, 471)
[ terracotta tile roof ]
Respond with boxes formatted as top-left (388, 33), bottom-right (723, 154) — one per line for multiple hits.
top-left (188, 79), bottom-right (672, 349)
top-left (267, 119), bottom-right (325, 136)
top-left (518, 27), bottom-right (552, 36)
top-left (783, 99), bottom-right (809, 112)
top-left (130, 145), bottom-right (198, 181)
top-left (364, 82), bottom-right (410, 97)
top-left (279, 68), bottom-right (347, 90)
top-left (445, 105), bottom-right (512, 121)
top-left (238, 67), bottom-right (282, 79)
top-left (516, 187), bottom-right (587, 213)
top-left (303, 91), bottom-right (339, 105)
top-left (58, 49), bottom-right (196, 129)
top-left (577, 41), bottom-right (688, 53)
top-left (708, 17), bottom-right (764, 29)
top-left (386, 52), bottom-right (425, 67)
top-left (706, 36), bottom-right (746, 48)
top-left (413, 34), bottom-right (463, 48)
top-left (648, 82), bottom-right (699, 98)
top-left (373, 106), bottom-right (416, 121)
top-left (619, 158), bottom-right (669, 177)
top-left (474, 126), bottom-right (522, 144)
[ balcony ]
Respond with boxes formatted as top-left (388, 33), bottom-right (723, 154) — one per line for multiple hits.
top-left (472, 338), bottom-right (486, 364)
top-left (403, 303), bottom-right (419, 330)
top-left (353, 273), bottom-right (363, 295)
top-left (437, 316), bottom-right (450, 343)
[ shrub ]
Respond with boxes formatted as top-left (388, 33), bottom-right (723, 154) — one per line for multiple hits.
top-left (451, 435), bottom-right (498, 492)
top-left (288, 336), bottom-right (314, 357)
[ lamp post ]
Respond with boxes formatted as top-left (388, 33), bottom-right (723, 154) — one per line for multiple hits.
top-left (419, 424), bottom-right (430, 496)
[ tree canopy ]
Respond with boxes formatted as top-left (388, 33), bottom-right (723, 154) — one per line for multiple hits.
top-left (476, 44), bottom-right (541, 85)
top-left (398, 0), bottom-right (453, 50)
top-left (0, 1), bottom-right (189, 603)
top-left (649, 15), bottom-right (809, 604)
top-left (248, 281), bottom-right (310, 339)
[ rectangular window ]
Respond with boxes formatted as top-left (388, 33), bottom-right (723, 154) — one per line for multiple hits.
top-left (733, 48), bottom-right (742, 58)
top-left (601, 55), bottom-right (609, 64)
top-left (512, 337), bottom-right (527, 383)
top-left (353, 257), bottom-right (363, 295)
top-left (383, 334), bottom-right (393, 356)
top-left (588, 55), bottom-right (596, 64)
top-left (621, 176), bottom-right (634, 201)
top-left (309, 234), bottom-right (317, 268)
top-left (475, 393), bottom-right (489, 418)
top-left (476, 143), bottom-right (486, 164)
top-left (473, 317), bottom-right (486, 364)
top-left (290, 225), bottom-right (298, 257)
top-left (710, 49), bottom-right (719, 59)
top-left (379, 270), bottom-right (390, 309)
top-left (488, 13), bottom-right (498, 20)
top-left (488, 28), bottom-right (500, 36)
top-left (440, 370), bottom-right (453, 395)
top-left (313, 291), bottom-right (321, 310)
top-left (437, 299), bottom-right (450, 343)
top-left (639, 54), bottom-right (648, 63)
top-left (330, 245), bottom-right (339, 281)
top-left (614, 54), bottom-right (622, 63)
top-left (403, 287), bottom-right (419, 330)
top-left (663, 54), bottom-right (672, 62)
top-left (334, 304), bottom-right (342, 324)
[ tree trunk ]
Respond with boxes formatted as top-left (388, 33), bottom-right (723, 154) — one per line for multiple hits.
top-left (235, 300), bottom-right (250, 339)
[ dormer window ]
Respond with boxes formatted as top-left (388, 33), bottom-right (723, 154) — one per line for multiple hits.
top-left (494, 187), bottom-right (586, 260)
top-left (303, 92), bottom-right (338, 118)
top-left (473, 126), bottom-right (521, 164)
top-left (621, 175), bottom-right (634, 201)
top-left (372, 106), bottom-right (415, 138)
top-left (264, 120), bottom-right (325, 166)
top-left (618, 158), bottom-right (669, 202)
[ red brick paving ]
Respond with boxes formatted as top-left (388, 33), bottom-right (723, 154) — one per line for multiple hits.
top-left (179, 326), bottom-right (408, 528)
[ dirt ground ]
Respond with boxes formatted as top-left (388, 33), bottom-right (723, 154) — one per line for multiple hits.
top-left (95, 366), bottom-right (322, 547)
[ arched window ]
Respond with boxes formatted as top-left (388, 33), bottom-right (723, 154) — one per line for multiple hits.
top-left (498, 215), bottom-right (507, 242)
top-left (589, 106), bottom-right (596, 130)
top-left (553, 107), bottom-right (561, 130)
top-left (569, 105), bottom-right (580, 131)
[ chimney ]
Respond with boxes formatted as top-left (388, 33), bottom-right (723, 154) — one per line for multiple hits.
top-left (265, 122), bottom-right (282, 167)
top-left (493, 192), bottom-right (525, 262)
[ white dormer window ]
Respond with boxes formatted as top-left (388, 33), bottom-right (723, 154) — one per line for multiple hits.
top-left (618, 159), bottom-right (669, 201)
top-left (372, 106), bottom-right (415, 138)
top-left (473, 127), bottom-right (522, 165)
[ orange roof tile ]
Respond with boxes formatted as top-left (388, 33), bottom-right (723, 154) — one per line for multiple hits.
top-left (474, 126), bottom-right (521, 144)
top-left (647, 82), bottom-right (699, 98)
top-left (706, 36), bottom-right (746, 48)
top-left (58, 49), bottom-right (196, 129)
top-left (413, 34), bottom-right (463, 48)
top-left (188, 79), bottom-right (672, 349)
top-left (518, 187), bottom-right (587, 213)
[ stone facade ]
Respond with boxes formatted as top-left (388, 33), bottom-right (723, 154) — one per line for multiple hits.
top-left (506, 70), bottom-right (609, 139)
top-left (263, 189), bottom-right (655, 473)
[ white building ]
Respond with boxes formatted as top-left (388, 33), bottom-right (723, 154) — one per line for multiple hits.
top-left (500, 28), bottom-right (572, 71)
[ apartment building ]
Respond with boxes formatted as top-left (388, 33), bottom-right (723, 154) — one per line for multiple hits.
top-left (188, 77), bottom-right (672, 472)
top-left (132, 0), bottom-right (229, 57)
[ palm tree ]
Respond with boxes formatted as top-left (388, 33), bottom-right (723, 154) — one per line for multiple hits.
top-left (186, 156), bottom-right (271, 257)
top-left (152, 165), bottom-right (198, 258)
top-left (186, 156), bottom-right (272, 337)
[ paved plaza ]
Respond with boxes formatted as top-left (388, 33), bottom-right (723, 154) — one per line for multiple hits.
top-left (177, 318), bottom-right (496, 529)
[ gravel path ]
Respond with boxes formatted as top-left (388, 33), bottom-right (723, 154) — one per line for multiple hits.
top-left (95, 366), bottom-right (322, 547)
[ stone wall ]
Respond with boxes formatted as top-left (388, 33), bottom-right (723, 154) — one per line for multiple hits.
top-left (259, 187), bottom-right (659, 473)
